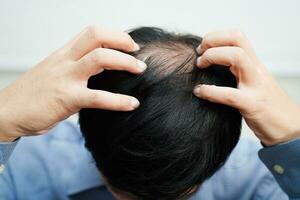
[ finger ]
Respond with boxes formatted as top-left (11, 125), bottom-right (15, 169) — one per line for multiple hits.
top-left (67, 26), bottom-right (140, 60)
top-left (197, 29), bottom-right (256, 59)
top-left (196, 46), bottom-right (256, 84)
top-left (80, 89), bottom-right (140, 111)
top-left (193, 84), bottom-right (245, 110)
top-left (75, 48), bottom-right (147, 77)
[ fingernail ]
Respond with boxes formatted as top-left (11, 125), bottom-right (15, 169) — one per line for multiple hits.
top-left (133, 42), bottom-right (140, 51)
top-left (196, 57), bottom-right (202, 67)
top-left (137, 60), bottom-right (147, 72)
top-left (130, 98), bottom-right (140, 109)
top-left (193, 85), bottom-right (202, 96)
top-left (196, 45), bottom-right (202, 55)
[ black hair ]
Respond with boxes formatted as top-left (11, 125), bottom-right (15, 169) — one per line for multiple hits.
top-left (79, 27), bottom-right (242, 200)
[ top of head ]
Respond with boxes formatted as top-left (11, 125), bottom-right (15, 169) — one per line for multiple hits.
top-left (79, 27), bottom-right (242, 200)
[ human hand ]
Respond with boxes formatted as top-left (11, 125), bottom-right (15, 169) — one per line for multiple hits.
top-left (193, 29), bottom-right (300, 146)
top-left (0, 26), bottom-right (146, 142)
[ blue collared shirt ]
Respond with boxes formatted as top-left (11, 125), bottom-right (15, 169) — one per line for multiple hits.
top-left (0, 120), bottom-right (294, 199)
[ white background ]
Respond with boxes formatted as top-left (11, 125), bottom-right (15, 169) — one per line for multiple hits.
top-left (0, 0), bottom-right (300, 75)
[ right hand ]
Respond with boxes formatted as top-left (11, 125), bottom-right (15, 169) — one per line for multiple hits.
top-left (0, 26), bottom-right (147, 142)
top-left (193, 29), bottom-right (300, 146)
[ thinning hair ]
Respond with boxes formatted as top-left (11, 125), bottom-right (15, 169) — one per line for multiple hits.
top-left (79, 27), bottom-right (242, 200)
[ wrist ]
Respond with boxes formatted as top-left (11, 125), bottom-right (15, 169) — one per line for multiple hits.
top-left (263, 132), bottom-right (300, 147)
top-left (262, 112), bottom-right (300, 146)
top-left (0, 119), bottom-right (20, 142)
top-left (0, 98), bottom-right (21, 142)
top-left (0, 134), bottom-right (19, 142)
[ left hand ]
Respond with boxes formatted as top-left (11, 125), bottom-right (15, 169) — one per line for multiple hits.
top-left (193, 29), bottom-right (300, 146)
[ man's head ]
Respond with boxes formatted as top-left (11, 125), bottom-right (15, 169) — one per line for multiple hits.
top-left (79, 27), bottom-right (242, 200)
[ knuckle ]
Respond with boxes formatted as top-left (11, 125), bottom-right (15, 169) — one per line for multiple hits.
top-left (233, 47), bottom-right (244, 57)
top-left (88, 92), bottom-right (100, 107)
top-left (117, 36), bottom-right (135, 52)
top-left (201, 49), bottom-right (215, 64)
top-left (225, 92), bottom-right (238, 105)
top-left (54, 86), bottom-right (76, 111)
top-left (230, 29), bottom-right (245, 39)
top-left (90, 48), bottom-right (105, 64)
top-left (229, 29), bottom-right (246, 44)
top-left (204, 48), bottom-right (215, 57)
top-left (52, 48), bottom-right (67, 59)
top-left (232, 48), bottom-right (246, 66)
top-left (85, 25), bottom-right (101, 40)
top-left (201, 34), bottom-right (212, 48)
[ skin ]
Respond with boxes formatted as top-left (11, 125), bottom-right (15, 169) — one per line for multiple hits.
top-left (0, 27), bottom-right (299, 199)
top-left (0, 26), bottom-right (147, 142)
top-left (1, 27), bottom-right (298, 145)
top-left (193, 29), bottom-right (300, 146)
